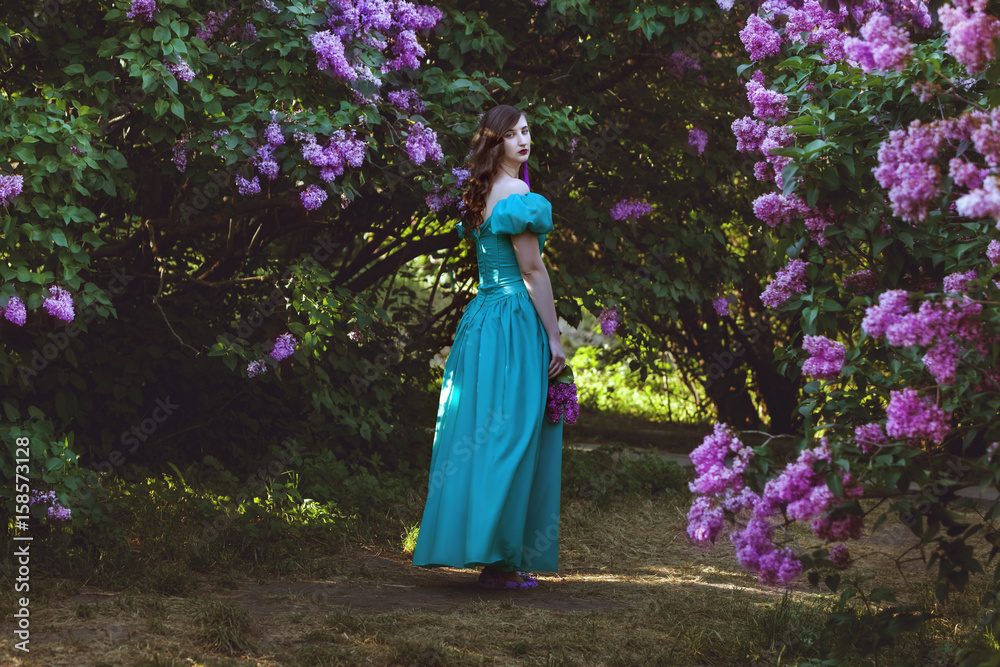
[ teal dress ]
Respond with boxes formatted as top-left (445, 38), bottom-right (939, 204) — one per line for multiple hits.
top-left (412, 192), bottom-right (563, 573)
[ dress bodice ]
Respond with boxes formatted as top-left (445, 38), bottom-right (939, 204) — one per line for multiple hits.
top-left (455, 193), bottom-right (554, 289)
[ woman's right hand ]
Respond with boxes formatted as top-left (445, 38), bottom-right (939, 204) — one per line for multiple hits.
top-left (548, 337), bottom-right (566, 379)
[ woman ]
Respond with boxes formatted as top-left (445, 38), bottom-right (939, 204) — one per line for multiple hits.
top-left (411, 105), bottom-right (566, 590)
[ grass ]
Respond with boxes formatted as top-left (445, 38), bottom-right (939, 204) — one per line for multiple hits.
top-left (0, 441), bottom-right (995, 665)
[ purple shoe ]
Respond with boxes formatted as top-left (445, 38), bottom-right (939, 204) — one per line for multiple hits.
top-left (478, 569), bottom-right (538, 590)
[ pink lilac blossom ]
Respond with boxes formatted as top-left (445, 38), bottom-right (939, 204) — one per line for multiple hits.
top-left (546, 381), bottom-right (579, 424)
top-left (610, 199), bottom-right (654, 221)
top-left (689, 128), bottom-right (709, 155)
top-left (404, 122), bottom-right (444, 165)
top-left (943, 269), bottom-right (977, 292)
top-left (599, 307), bottom-right (620, 336)
top-left (854, 422), bottom-right (888, 452)
top-left (740, 15), bottom-right (783, 61)
top-left (43, 286), bottom-right (74, 322)
top-left (165, 59), bottom-right (196, 82)
top-left (688, 423), bottom-right (754, 496)
top-left (873, 120), bottom-right (950, 222)
top-left (885, 387), bottom-right (952, 443)
top-left (844, 13), bottom-right (913, 72)
top-left (300, 185), bottom-right (328, 211)
top-left (989, 240), bottom-right (1000, 265)
top-left (938, 0), bottom-right (1000, 74)
top-left (922, 338), bottom-right (962, 384)
top-left (269, 333), bottom-right (298, 361)
top-left (2, 295), bottom-right (26, 326)
top-left (843, 269), bottom-right (878, 293)
top-left (687, 496), bottom-right (725, 543)
top-left (760, 259), bottom-right (808, 308)
top-left (236, 175), bottom-right (261, 196)
top-left (732, 117), bottom-right (768, 153)
top-left (0, 174), bottom-right (24, 206)
top-left (949, 158), bottom-right (989, 190)
top-left (828, 543), bottom-right (851, 566)
top-left (127, 0), bottom-right (157, 22)
top-left (956, 175), bottom-right (1000, 225)
top-left (801, 335), bottom-right (846, 380)
top-left (730, 517), bottom-right (803, 585)
top-left (862, 290), bottom-right (911, 338)
top-left (746, 76), bottom-right (789, 121)
top-left (813, 513), bottom-right (864, 541)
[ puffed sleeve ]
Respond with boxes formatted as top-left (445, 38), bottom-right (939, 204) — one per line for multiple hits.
top-left (490, 193), bottom-right (554, 236)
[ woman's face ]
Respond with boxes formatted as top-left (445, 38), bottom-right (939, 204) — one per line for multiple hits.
top-left (501, 114), bottom-right (530, 166)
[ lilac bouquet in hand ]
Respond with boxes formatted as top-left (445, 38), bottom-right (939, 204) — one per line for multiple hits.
top-left (546, 365), bottom-right (579, 425)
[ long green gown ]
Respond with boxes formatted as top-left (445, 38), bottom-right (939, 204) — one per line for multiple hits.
top-left (411, 192), bottom-right (563, 573)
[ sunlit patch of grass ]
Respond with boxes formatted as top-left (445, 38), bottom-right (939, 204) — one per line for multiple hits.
top-left (401, 521), bottom-right (420, 555)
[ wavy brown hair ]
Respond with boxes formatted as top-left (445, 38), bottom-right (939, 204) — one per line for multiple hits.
top-left (460, 105), bottom-right (527, 240)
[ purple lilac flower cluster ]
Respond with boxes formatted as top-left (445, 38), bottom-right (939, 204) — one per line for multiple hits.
top-left (546, 380), bottom-right (579, 425)
top-left (665, 50), bottom-right (701, 78)
top-left (689, 423), bottom-right (754, 496)
top-left (885, 387), bottom-right (952, 443)
top-left (1, 295), bottom-right (26, 326)
top-left (688, 128), bottom-right (709, 156)
top-left (173, 135), bottom-right (189, 173)
top-left (270, 333), bottom-right (298, 361)
top-left (404, 122), bottom-right (444, 165)
top-left (989, 240), bottom-right (1000, 265)
top-left (828, 542), bottom-right (851, 566)
top-left (863, 288), bottom-right (983, 385)
top-left (310, 0), bottom-right (443, 79)
top-left (875, 110), bottom-right (1000, 225)
top-left (801, 334), bottom-right (846, 380)
top-left (740, 15), bottom-right (783, 61)
top-left (387, 89), bottom-right (426, 113)
top-left (599, 307), bottom-right (620, 336)
top-left (165, 59), bottom-right (196, 82)
top-left (0, 174), bottom-right (24, 206)
top-left (425, 187), bottom-right (455, 212)
top-left (609, 199), bottom-right (653, 221)
top-left (30, 490), bottom-right (72, 521)
top-left (760, 258), bottom-right (808, 308)
top-left (844, 13), bottom-right (913, 72)
top-left (939, 0), bottom-right (1000, 74)
top-left (128, 0), bottom-right (157, 22)
top-left (712, 295), bottom-right (732, 316)
top-left (854, 422), bottom-right (888, 453)
top-left (300, 185), bottom-right (328, 211)
top-left (247, 360), bottom-right (268, 378)
top-left (745, 72), bottom-right (788, 121)
top-left (43, 286), bottom-right (75, 322)
top-left (236, 175), bottom-right (261, 196)
top-left (842, 269), bottom-right (878, 293)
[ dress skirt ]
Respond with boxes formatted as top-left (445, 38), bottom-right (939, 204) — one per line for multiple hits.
top-left (411, 280), bottom-right (563, 572)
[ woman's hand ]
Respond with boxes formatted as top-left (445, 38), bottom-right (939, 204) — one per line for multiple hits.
top-left (548, 337), bottom-right (566, 379)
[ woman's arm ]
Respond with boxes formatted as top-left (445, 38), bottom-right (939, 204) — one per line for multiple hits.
top-left (511, 231), bottom-right (566, 378)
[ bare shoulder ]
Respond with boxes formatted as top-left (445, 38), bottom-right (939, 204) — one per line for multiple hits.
top-left (492, 176), bottom-right (530, 198)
